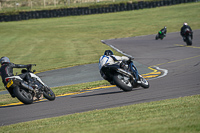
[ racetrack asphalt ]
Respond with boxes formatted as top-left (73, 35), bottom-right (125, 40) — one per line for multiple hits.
top-left (0, 30), bottom-right (200, 126)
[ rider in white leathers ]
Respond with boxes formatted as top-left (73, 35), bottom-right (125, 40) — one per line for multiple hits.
top-left (99, 50), bottom-right (129, 80)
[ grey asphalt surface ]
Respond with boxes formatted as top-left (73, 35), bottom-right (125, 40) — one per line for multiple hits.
top-left (0, 30), bottom-right (200, 126)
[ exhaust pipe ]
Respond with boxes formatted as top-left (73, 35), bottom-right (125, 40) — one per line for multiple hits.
top-left (117, 68), bottom-right (133, 78)
top-left (21, 82), bottom-right (34, 91)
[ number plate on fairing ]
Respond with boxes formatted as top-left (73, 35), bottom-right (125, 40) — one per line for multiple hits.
top-left (6, 80), bottom-right (13, 88)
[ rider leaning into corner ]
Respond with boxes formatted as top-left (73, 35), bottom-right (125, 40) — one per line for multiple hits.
top-left (0, 56), bottom-right (32, 97)
top-left (180, 22), bottom-right (193, 41)
top-left (99, 50), bottom-right (130, 81)
top-left (160, 26), bottom-right (167, 36)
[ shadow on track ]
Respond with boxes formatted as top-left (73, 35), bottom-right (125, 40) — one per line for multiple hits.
top-left (0, 99), bottom-right (49, 108)
top-left (72, 88), bottom-right (145, 98)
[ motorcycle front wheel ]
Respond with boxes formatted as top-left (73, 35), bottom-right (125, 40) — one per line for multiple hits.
top-left (13, 86), bottom-right (33, 104)
top-left (155, 35), bottom-right (159, 40)
top-left (139, 75), bottom-right (149, 89)
top-left (113, 74), bottom-right (133, 92)
top-left (43, 87), bottom-right (55, 101)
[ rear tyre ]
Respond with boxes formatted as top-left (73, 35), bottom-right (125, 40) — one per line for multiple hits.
top-left (186, 37), bottom-right (192, 46)
top-left (13, 86), bottom-right (33, 104)
top-left (113, 74), bottom-right (133, 92)
top-left (43, 87), bottom-right (55, 101)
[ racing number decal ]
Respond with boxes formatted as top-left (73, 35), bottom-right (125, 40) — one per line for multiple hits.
top-left (6, 80), bottom-right (13, 88)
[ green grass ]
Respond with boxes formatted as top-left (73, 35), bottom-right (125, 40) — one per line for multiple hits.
top-left (0, 95), bottom-right (199, 133)
top-left (0, 2), bottom-right (200, 92)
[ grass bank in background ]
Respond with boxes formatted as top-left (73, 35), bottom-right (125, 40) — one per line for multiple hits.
top-left (0, 95), bottom-right (199, 133)
top-left (0, 2), bottom-right (200, 91)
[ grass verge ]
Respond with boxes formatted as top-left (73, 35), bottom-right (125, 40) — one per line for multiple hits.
top-left (0, 95), bottom-right (199, 133)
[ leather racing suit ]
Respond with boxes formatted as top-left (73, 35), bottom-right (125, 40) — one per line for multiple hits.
top-left (0, 63), bottom-right (31, 96)
top-left (180, 25), bottom-right (193, 40)
top-left (99, 55), bottom-right (129, 80)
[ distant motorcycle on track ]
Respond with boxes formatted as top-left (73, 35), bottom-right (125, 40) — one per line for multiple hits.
top-left (155, 27), bottom-right (167, 40)
top-left (183, 28), bottom-right (193, 46)
top-left (155, 31), bottom-right (165, 40)
top-left (5, 64), bottom-right (55, 104)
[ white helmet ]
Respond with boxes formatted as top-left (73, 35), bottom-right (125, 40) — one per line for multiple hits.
top-left (183, 23), bottom-right (188, 26)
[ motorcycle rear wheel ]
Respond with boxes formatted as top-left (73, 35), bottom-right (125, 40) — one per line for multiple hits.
top-left (13, 86), bottom-right (33, 104)
top-left (186, 37), bottom-right (192, 46)
top-left (43, 87), bottom-right (55, 101)
top-left (113, 74), bottom-right (133, 92)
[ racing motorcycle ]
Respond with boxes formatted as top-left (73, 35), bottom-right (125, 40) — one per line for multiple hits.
top-left (5, 64), bottom-right (55, 104)
top-left (155, 31), bottom-right (166, 40)
top-left (100, 59), bottom-right (149, 91)
top-left (183, 28), bottom-right (192, 46)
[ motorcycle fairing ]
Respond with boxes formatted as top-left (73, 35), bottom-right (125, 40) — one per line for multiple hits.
top-left (29, 73), bottom-right (47, 87)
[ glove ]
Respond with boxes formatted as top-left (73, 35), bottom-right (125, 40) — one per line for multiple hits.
top-left (27, 64), bottom-right (32, 70)
top-left (126, 57), bottom-right (132, 64)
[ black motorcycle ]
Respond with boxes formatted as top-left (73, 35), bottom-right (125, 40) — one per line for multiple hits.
top-left (5, 64), bottom-right (55, 104)
top-left (155, 31), bottom-right (166, 40)
top-left (100, 59), bottom-right (149, 91)
top-left (183, 28), bottom-right (192, 46)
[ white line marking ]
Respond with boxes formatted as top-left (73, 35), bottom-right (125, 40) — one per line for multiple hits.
top-left (148, 66), bottom-right (168, 80)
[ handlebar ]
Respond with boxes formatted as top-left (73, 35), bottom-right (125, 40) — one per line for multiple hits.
top-left (27, 64), bottom-right (36, 71)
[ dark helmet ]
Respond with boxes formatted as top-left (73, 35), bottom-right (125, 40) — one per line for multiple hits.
top-left (0, 56), bottom-right (10, 65)
top-left (104, 50), bottom-right (114, 56)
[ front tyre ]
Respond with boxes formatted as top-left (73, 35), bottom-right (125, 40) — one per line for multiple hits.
top-left (155, 35), bottom-right (159, 40)
top-left (13, 86), bottom-right (33, 104)
top-left (113, 74), bottom-right (133, 92)
top-left (43, 87), bottom-right (55, 101)
top-left (139, 75), bottom-right (149, 89)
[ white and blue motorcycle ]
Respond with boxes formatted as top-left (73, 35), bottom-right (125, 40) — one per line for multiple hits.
top-left (100, 58), bottom-right (149, 91)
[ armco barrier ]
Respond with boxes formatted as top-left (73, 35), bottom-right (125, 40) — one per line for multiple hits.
top-left (0, 0), bottom-right (197, 22)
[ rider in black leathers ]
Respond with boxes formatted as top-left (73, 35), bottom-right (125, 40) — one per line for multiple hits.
top-left (0, 57), bottom-right (32, 97)
top-left (160, 26), bottom-right (167, 36)
top-left (180, 23), bottom-right (193, 41)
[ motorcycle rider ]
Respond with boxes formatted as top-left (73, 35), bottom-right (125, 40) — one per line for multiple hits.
top-left (160, 26), bottom-right (167, 37)
top-left (99, 50), bottom-right (130, 82)
top-left (0, 56), bottom-right (32, 97)
top-left (180, 23), bottom-right (193, 41)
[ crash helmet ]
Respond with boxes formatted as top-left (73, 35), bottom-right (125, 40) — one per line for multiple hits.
top-left (0, 56), bottom-right (10, 65)
top-left (104, 50), bottom-right (114, 56)
top-left (164, 26), bottom-right (167, 29)
top-left (183, 23), bottom-right (188, 26)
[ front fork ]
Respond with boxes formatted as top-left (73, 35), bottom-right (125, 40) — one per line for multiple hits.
top-left (129, 62), bottom-right (139, 82)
